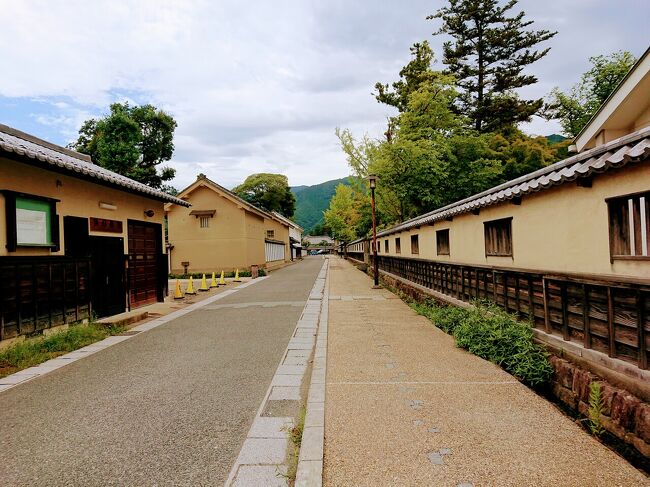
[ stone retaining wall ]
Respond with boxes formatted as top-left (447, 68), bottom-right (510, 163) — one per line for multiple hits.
top-left (351, 259), bottom-right (650, 460)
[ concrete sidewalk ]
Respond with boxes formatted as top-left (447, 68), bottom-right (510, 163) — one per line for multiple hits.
top-left (323, 258), bottom-right (647, 486)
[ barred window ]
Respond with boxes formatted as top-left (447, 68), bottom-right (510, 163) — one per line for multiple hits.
top-left (266, 230), bottom-right (275, 239)
top-left (484, 218), bottom-right (512, 256)
top-left (200, 216), bottom-right (210, 228)
top-left (608, 192), bottom-right (649, 259)
top-left (411, 234), bottom-right (419, 254)
top-left (384, 239), bottom-right (389, 253)
top-left (436, 229), bottom-right (450, 255)
top-left (395, 237), bottom-right (401, 254)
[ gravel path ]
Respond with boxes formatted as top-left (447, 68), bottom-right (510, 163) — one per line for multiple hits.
top-left (0, 258), bottom-right (324, 487)
top-left (324, 257), bottom-right (648, 487)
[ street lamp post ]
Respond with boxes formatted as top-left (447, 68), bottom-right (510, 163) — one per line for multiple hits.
top-left (368, 174), bottom-right (379, 287)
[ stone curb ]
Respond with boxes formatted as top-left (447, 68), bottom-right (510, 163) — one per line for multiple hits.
top-left (295, 260), bottom-right (329, 487)
top-left (0, 277), bottom-right (269, 393)
top-left (226, 260), bottom-right (329, 487)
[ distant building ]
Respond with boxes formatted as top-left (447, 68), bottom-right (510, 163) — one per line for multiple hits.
top-left (165, 174), bottom-right (291, 274)
top-left (0, 123), bottom-right (187, 341)
top-left (271, 211), bottom-right (304, 260)
top-left (303, 235), bottom-right (335, 246)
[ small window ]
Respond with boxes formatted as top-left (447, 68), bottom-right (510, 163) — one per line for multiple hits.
top-left (200, 216), bottom-right (210, 228)
top-left (608, 192), bottom-right (649, 258)
top-left (484, 218), bottom-right (512, 256)
top-left (384, 240), bottom-right (389, 253)
top-left (436, 229), bottom-right (450, 255)
top-left (411, 234), bottom-right (419, 254)
top-left (266, 230), bottom-right (275, 239)
top-left (395, 237), bottom-right (401, 254)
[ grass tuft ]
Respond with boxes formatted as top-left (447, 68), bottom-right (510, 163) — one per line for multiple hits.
top-left (0, 323), bottom-right (124, 378)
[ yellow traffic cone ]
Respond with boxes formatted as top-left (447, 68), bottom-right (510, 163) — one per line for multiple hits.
top-left (199, 273), bottom-right (209, 292)
top-left (210, 271), bottom-right (218, 288)
top-left (186, 276), bottom-right (196, 295)
top-left (173, 279), bottom-right (184, 300)
top-left (219, 270), bottom-right (227, 286)
top-left (233, 269), bottom-right (241, 282)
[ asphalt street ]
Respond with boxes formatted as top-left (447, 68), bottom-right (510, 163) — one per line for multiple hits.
top-left (0, 257), bottom-right (324, 487)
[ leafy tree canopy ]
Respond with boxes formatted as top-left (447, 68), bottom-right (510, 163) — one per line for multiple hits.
top-left (323, 184), bottom-right (372, 243)
top-left (71, 103), bottom-right (177, 189)
top-left (429, 0), bottom-right (556, 132)
top-left (546, 51), bottom-right (637, 137)
top-left (233, 173), bottom-right (296, 217)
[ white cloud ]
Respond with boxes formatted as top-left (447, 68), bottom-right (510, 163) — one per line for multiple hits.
top-left (0, 0), bottom-right (647, 188)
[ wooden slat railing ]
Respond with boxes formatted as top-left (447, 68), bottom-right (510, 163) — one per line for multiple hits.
top-left (365, 254), bottom-right (649, 370)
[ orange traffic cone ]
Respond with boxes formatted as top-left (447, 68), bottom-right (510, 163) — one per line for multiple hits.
top-left (173, 279), bottom-right (184, 299)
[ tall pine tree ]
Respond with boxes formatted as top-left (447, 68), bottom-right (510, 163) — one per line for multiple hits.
top-left (429, 0), bottom-right (556, 132)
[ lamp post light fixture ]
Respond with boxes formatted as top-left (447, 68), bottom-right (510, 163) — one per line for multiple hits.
top-left (368, 174), bottom-right (379, 287)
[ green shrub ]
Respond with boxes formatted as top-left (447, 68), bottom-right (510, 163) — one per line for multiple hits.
top-left (414, 300), bottom-right (553, 387)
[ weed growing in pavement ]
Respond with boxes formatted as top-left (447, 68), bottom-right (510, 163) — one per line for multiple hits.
top-left (587, 382), bottom-right (606, 437)
top-left (411, 300), bottom-right (553, 387)
top-left (279, 405), bottom-right (306, 485)
top-left (0, 323), bottom-right (124, 378)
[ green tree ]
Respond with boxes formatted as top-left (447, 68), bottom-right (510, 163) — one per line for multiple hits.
top-left (323, 184), bottom-right (371, 243)
top-left (233, 173), bottom-right (296, 217)
top-left (71, 103), bottom-right (177, 188)
top-left (546, 51), bottom-right (637, 137)
top-left (429, 0), bottom-right (556, 132)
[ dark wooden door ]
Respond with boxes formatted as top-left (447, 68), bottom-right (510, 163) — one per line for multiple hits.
top-left (89, 236), bottom-right (126, 317)
top-left (64, 216), bottom-right (126, 318)
top-left (128, 221), bottom-right (161, 308)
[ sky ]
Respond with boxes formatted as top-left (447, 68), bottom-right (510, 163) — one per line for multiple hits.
top-left (0, 0), bottom-right (648, 190)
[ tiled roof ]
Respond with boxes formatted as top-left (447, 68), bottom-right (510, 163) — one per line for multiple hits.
top-left (0, 124), bottom-right (190, 206)
top-left (271, 211), bottom-right (303, 231)
top-left (378, 126), bottom-right (650, 237)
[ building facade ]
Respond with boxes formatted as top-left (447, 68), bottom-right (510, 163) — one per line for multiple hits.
top-left (165, 174), bottom-right (291, 274)
top-left (0, 124), bottom-right (188, 342)
top-left (344, 49), bottom-right (650, 374)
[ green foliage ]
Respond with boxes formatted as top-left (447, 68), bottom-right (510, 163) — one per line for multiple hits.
top-left (233, 173), bottom-right (296, 217)
top-left (374, 41), bottom-right (438, 114)
top-left (0, 323), bottom-right (123, 377)
top-left (546, 51), bottom-right (637, 137)
top-left (323, 184), bottom-right (371, 242)
top-left (588, 381), bottom-right (606, 436)
top-left (412, 301), bottom-right (553, 386)
top-left (429, 0), bottom-right (556, 132)
top-left (71, 103), bottom-right (177, 188)
top-left (292, 177), bottom-right (351, 232)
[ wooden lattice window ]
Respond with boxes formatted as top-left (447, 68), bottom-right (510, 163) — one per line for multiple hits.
top-left (200, 216), bottom-right (210, 228)
top-left (436, 229), bottom-right (450, 255)
top-left (266, 230), bottom-right (275, 239)
top-left (608, 191), bottom-right (649, 259)
top-left (484, 217), bottom-right (512, 257)
top-left (411, 234), bottom-right (419, 255)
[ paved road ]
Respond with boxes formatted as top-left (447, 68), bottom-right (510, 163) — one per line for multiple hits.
top-left (0, 258), bottom-right (324, 487)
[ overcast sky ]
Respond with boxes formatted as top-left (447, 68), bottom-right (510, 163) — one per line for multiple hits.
top-left (1, 0), bottom-right (648, 190)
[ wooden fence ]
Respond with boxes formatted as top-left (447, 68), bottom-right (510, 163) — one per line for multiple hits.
top-left (367, 254), bottom-right (649, 370)
top-left (0, 256), bottom-right (92, 340)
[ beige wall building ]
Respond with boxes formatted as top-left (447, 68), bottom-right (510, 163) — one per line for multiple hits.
top-left (345, 48), bottom-right (650, 373)
top-left (165, 174), bottom-right (291, 274)
top-left (0, 124), bottom-right (188, 341)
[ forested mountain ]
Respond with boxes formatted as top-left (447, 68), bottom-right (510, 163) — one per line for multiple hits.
top-left (291, 177), bottom-right (351, 233)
